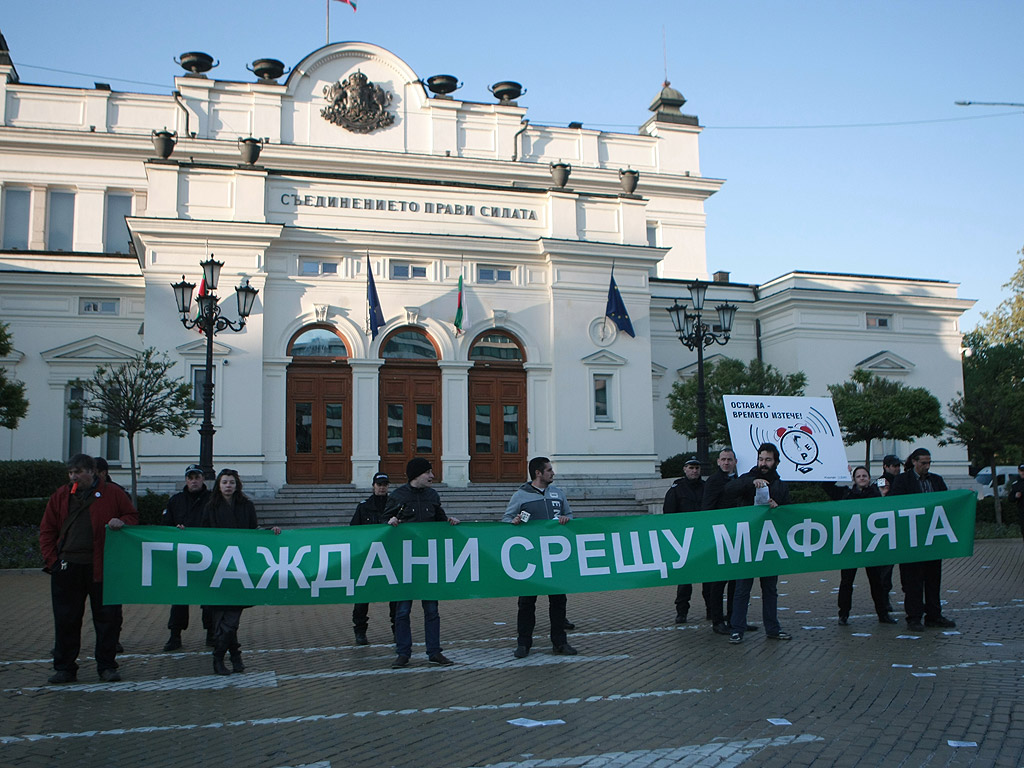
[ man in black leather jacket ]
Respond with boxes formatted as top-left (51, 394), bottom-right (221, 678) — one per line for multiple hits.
top-left (349, 472), bottom-right (395, 645)
top-left (160, 464), bottom-right (212, 652)
top-left (663, 456), bottom-right (704, 623)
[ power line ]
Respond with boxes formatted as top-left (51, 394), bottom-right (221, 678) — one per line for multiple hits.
top-left (14, 62), bottom-right (170, 90)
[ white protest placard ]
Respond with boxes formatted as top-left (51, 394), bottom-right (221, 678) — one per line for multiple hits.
top-left (723, 395), bottom-right (850, 481)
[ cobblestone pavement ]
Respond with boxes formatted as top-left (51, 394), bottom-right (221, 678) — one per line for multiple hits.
top-left (1, 539), bottom-right (1022, 768)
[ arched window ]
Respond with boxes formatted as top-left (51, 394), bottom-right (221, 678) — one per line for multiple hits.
top-left (287, 326), bottom-right (349, 359)
top-left (469, 331), bottom-right (525, 362)
top-left (381, 329), bottom-right (438, 360)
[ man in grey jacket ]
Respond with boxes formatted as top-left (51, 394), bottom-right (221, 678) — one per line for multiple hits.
top-left (503, 456), bottom-right (578, 659)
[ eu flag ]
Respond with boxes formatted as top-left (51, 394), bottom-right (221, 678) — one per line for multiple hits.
top-left (605, 271), bottom-right (635, 337)
top-left (366, 255), bottom-right (385, 339)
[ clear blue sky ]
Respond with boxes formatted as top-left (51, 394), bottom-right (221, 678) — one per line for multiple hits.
top-left (4, 0), bottom-right (1021, 329)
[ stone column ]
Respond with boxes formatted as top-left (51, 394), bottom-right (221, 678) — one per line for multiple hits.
top-left (348, 357), bottom-right (383, 486)
top-left (438, 360), bottom-right (473, 487)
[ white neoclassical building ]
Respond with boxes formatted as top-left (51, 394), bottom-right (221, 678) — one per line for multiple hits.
top-left (0, 35), bottom-right (973, 492)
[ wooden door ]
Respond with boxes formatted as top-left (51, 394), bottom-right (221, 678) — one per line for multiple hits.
top-left (468, 367), bottom-right (527, 482)
top-left (286, 365), bottom-right (352, 483)
top-left (379, 363), bottom-right (442, 481)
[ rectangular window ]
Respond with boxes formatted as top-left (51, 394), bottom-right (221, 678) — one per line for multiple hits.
top-left (2, 188), bottom-right (30, 250)
top-left (325, 403), bottom-right (343, 453)
top-left (104, 193), bottom-right (132, 254)
top-left (416, 404), bottom-right (433, 453)
top-left (192, 366), bottom-right (214, 416)
top-left (294, 402), bottom-right (312, 454)
top-left (478, 266), bottom-right (513, 283)
top-left (503, 405), bottom-right (519, 453)
top-left (104, 409), bottom-right (120, 462)
top-left (67, 385), bottom-right (83, 458)
top-left (594, 374), bottom-right (612, 422)
top-left (475, 405), bottom-right (491, 453)
top-left (48, 190), bottom-right (75, 251)
top-left (321, 262), bottom-right (338, 275)
top-left (79, 298), bottom-right (120, 315)
top-left (867, 314), bottom-right (891, 330)
top-left (301, 260), bottom-right (321, 276)
top-left (386, 404), bottom-right (404, 453)
top-left (391, 262), bottom-right (428, 280)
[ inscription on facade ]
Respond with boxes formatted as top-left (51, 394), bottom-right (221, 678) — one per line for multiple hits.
top-left (280, 193), bottom-right (538, 221)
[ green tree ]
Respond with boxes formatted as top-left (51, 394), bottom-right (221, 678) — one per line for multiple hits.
top-left (827, 369), bottom-right (945, 471)
top-left (667, 358), bottom-right (807, 448)
top-left (0, 323), bottom-right (28, 429)
top-left (68, 348), bottom-right (195, 505)
top-left (943, 331), bottom-right (1024, 524)
top-left (977, 245), bottom-right (1024, 344)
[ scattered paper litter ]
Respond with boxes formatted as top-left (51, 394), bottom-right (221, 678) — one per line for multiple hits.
top-left (767, 718), bottom-right (791, 726)
top-left (982, 642), bottom-right (1003, 647)
top-left (896, 635), bottom-right (921, 640)
top-left (802, 626), bottom-right (825, 630)
top-left (796, 610), bottom-right (811, 614)
top-left (852, 633), bottom-right (871, 637)
top-left (942, 631), bottom-right (961, 636)
top-left (891, 664), bottom-right (913, 668)
top-left (508, 718), bottom-right (565, 728)
top-left (493, 622), bottom-right (507, 625)
top-left (948, 741), bottom-right (977, 748)
top-left (912, 672), bottom-right (937, 678)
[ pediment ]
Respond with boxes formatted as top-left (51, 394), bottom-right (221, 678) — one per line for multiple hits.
top-left (651, 362), bottom-right (667, 379)
top-left (176, 338), bottom-right (234, 358)
top-left (676, 353), bottom-right (727, 379)
top-left (855, 350), bottom-right (915, 375)
top-left (41, 336), bottom-right (139, 364)
top-left (0, 347), bottom-right (24, 366)
top-left (581, 349), bottom-right (627, 367)
top-left (282, 42), bottom-right (425, 148)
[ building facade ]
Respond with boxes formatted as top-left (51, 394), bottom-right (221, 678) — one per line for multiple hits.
top-left (0, 37), bottom-right (972, 491)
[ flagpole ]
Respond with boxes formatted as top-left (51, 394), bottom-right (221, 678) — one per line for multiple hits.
top-left (326, 0), bottom-right (330, 45)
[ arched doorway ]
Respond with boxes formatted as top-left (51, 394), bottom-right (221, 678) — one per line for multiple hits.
top-left (286, 326), bottom-right (352, 484)
top-left (379, 328), bottom-right (442, 481)
top-left (468, 331), bottom-right (527, 483)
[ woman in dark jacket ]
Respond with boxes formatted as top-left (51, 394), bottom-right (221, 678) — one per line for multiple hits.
top-left (837, 466), bottom-right (896, 626)
top-left (202, 469), bottom-right (280, 675)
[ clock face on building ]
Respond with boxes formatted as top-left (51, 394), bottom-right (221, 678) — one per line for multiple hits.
top-left (589, 316), bottom-right (618, 346)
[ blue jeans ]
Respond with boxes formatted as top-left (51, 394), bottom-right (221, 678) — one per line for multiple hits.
top-left (731, 576), bottom-right (781, 636)
top-left (394, 600), bottom-right (441, 658)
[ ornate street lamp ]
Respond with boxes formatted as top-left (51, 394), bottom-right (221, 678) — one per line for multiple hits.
top-left (667, 282), bottom-right (737, 474)
top-left (171, 258), bottom-right (259, 479)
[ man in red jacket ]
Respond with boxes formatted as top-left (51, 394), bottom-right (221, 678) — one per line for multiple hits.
top-left (39, 453), bottom-right (137, 684)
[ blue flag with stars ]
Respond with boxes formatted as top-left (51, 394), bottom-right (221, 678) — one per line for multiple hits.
top-left (605, 271), bottom-right (635, 337)
top-left (366, 255), bottom-right (385, 339)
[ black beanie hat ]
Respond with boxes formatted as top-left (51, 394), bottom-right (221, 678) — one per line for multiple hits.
top-left (406, 457), bottom-right (432, 480)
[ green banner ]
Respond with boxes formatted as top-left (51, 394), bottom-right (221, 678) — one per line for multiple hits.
top-left (103, 489), bottom-right (976, 606)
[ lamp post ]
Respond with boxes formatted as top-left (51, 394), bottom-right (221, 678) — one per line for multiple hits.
top-left (667, 282), bottom-right (737, 474)
top-left (171, 257), bottom-right (259, 479)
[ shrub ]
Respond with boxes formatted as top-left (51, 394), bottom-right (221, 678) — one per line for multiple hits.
top-left (137, 491), bottom-right (170, 525)
top-left (660, 453), bottom-right (690, 478)
top-left (0, 460), bottom-right (68, 500)
top-left (0, 497), bottom-right (47, 527)
top-left (789, 482), bottom-right (833, 504)
top-left (0, 525), bottom-right (43, 569)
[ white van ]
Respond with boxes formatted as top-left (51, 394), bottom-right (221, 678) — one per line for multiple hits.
top-left (975, 466), bottom-right (1021, 499)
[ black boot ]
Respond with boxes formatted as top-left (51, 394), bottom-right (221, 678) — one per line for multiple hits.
top-left (213, 654), bottom-right (231, 676)
top-left (162, 631), bottom-right (182, 652)
top-left (229, 651), bottom-right (245, 673)
top-left (354, 631), bottom-right (369, 646)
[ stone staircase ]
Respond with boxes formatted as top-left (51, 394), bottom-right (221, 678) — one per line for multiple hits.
top-left (255, 482), bottom-right (649, 528)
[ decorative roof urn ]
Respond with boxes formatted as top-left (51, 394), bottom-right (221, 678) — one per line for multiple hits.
top-left (239, 136), bottom-right (263, 166)
top-left (550, 161), bottom-right (571, 189)
top-left (619, 168), bottom-right (639, 195)
top-left (152, 129), bottom-right (176, 159)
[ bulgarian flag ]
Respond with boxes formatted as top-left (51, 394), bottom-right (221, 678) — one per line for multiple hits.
top-left (454, 274), bottom-right (465, 335)
top-left (334, 0), bottom-right (357, 10)
top-left (194, 278), bottom-right (207, 334)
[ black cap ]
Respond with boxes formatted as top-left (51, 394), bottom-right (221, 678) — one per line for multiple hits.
top-left (185, 464), bottom-right (203, 477)
top-left (882, 455), bottom-right (901, 466)
top-left (406, 457), bottom-right (432, 480)
top-left (1018, 464), bottom-right (1024, 472)
top-left (683, 456), bottom-right (700, 466)
top-left (372, 472), bottom-right (389, 485)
